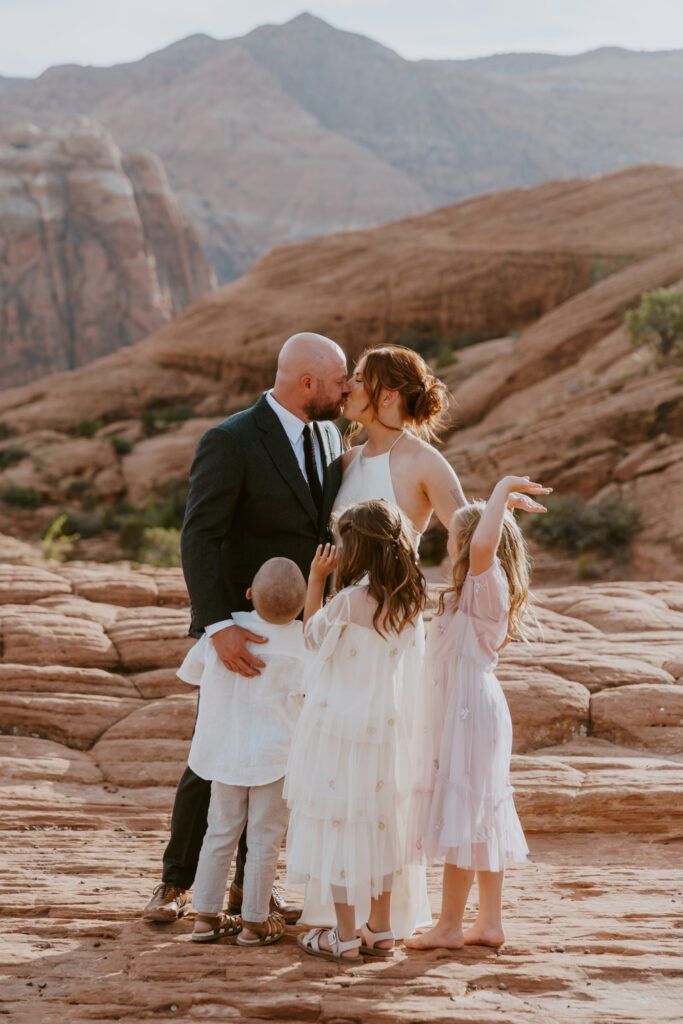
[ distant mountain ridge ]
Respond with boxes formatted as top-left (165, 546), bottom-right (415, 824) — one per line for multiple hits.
top-left (1, 14), bottom-right (683, 284)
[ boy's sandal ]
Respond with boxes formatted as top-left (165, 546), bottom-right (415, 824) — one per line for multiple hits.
top-left (298, 926), bottom-right (362, 963)
top-left (191, 913), bottom-right (242, 942)
top-left (359, 922), bottom-right (395, 958)
top-left (236, 912), bottom-right (286, 946)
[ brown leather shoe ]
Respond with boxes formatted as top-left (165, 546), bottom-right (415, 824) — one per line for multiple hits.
top-left (227, 881), bottom-right (243, 915)
top-left (227, 882), bottom-right (301, 924)
top-left (143, 883), bottom-right (189, 922)
top-left (270, 886), bottom-right (302, 925)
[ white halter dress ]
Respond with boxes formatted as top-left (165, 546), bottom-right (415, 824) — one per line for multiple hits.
top-left (331, 436), bottom-right (402, 520)
top-left (296, 433), bottom-right (432, 938)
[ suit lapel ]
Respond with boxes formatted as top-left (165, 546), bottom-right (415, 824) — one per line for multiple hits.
top-left (316, 421), bottom-right (343, 531)
top-left (253, 395), bottom-right (319, 526)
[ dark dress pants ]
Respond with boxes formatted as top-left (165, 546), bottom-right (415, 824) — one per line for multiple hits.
top-left (161, 765), bottom-right (247, 890)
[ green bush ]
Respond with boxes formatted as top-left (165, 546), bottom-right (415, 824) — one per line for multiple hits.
top-left (41, 514), bottom-right (78, 562)
top-left (2, 485), bottom-right (44, 508)
top-left (110, 435), bottom-right (133, 456)
top-left (71, 418), bottom-right (104, 438)
top-left (398, 328), bottom-right (492, 363)
top-left (142, 403), bottom-right (196, 436)
top-left (140, 527), bottom-right (182, 567)
top-left (61, 510), bottom-right (104, 538)
top-left (0, 422), bottom-right (19, 441)
top-left (625, 287), bottom-right (683, 363)
top-left (524, 493), bottom-right (640, 558)
top-left (0, 446), bottom-right (28, 469)
top-left (66, 478), bottom-right (90, 497)
top-left (115, 479), bottom-right (188, 555)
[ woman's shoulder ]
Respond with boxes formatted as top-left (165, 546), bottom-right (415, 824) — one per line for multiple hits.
top-left (394, 431), bottom-right (444, 466)
top-left (341, 446), bottom-right (362, 470)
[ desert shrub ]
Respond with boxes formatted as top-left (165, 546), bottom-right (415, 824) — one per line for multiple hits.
top-left (625, 287), bottom-right (683, 363)
top-left (398, 328), bottom-right (492, 364)
top-left (41, 514), bottom-right (78, 562)
top-left (142, 403), bottom-right (196, 437)
top-left (0, 446), bottom-right (28, 469)
top-left (0, 422), bottom-right (19, 441)
top-left (116, 479), bottom-right (188, 555)
top-left (2, 485), bottom-right (44, 508)
top-left (71, 418), bottom-right (104, 438)
top-left (66, 478), bottom-right (89, 497)
top-left (418, 524), bottom-right (448, 567)
top-left (110, 435), bottom-right (133, 456)
top-left (524, 493), bottom-right (640, 558)
top-left (61, 510), bottom-right (104, 538)
top-left (140, 527), bottom-right (182, 568)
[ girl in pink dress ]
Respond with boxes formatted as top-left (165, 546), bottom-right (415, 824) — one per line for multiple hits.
top-left (406, 474), bottom-right (550, 950)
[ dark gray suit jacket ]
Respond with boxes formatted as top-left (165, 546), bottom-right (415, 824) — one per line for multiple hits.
top-left (181, 393), bottom-right (344, 636)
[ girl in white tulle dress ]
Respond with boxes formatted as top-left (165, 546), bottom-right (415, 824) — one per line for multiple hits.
top-left (285, 498), bottom-right (427, 963)
top-left (406, 475), bottom-right (551, 951)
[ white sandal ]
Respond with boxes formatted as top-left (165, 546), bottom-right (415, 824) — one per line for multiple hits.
top-left (298, 927), bottom-right (361, 964)
top-left (359, 922), bottom-right (395, 958)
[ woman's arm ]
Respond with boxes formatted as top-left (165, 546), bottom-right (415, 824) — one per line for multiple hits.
top-left (303, 543), bottom-right (338, 624)
top-left (470, 476), bottom-right (551, 576)
top-left (420, 446), bottom-right (467, 527)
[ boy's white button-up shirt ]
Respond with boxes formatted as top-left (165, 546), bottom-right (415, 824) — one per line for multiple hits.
top-left (179, 610), bottom-right (305, 787)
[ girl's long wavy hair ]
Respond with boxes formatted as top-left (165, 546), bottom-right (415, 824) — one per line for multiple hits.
top-left (438, 501), bottom-right (531, 640)
top-left (346, 345), bottom-right (450, 446)
top-left (335, 499), bottom-right (427, 637)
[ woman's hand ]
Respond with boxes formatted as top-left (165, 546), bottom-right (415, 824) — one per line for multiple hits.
top-left (309, 543), bottom-right (338, 581)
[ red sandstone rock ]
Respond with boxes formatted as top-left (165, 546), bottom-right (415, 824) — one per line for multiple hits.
top-left (0, 118), bottom-right (215, 389)
top-left (0, 564), bottom-right (71, 603)
top-left (0, 606), bottom-right (118, 667)
top-left (0, 664), bottom-right (137, 698)
top-left (591, 683), bottom-right (683, 754)
top-left (497, 668), bottom-right (590, 753)
top-left (57, 565), bottom-right (160, 606)
top-left (106, 608), bottom-right (192, 669)
top-left (0, 734), bottom-right (103, 783)
top-left (0, 692), bottom-right (142, 749)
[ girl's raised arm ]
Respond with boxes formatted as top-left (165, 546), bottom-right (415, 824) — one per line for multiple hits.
top-left (470, 476), bottom-right (551, 576)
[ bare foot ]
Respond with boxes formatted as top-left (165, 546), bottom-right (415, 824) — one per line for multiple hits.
top-left (193, 914), bottom-right (219, 936)
top-left (404, 924), bottom-right (464, 950)
top-left (463, 924), bottom-right (505, 947)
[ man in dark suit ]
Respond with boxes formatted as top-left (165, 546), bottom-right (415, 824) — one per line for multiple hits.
top-left (143, 333), bottom-right (350, 922)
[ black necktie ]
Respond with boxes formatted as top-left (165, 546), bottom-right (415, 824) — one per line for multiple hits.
top-left (303, 424), bottom-right (323, 519)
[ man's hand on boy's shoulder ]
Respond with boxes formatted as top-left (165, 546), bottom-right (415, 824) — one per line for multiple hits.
top-left (212, 624), bottom-right (268, 677)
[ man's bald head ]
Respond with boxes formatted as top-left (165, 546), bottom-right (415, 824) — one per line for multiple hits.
top-left (250, 557), bottom-right (307, 624)
top-left (272, 332), bottom-right (350, 422)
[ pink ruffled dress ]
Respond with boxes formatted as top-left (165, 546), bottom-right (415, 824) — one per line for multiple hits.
top-left (409, 558), bottom-right (528, 871)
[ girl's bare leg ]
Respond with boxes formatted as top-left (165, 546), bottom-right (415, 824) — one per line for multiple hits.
top-left (366, 889), bottom-right (394, 950)
top-left (464, 870), bottom-right (505, 947)
top-left (317, 898), bottom-right (360, 959)
top-left (404, 864), bottom-right (473, 949)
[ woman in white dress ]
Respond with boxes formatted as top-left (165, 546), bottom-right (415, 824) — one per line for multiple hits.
top-left (298, 346), bottom-right (466, 940)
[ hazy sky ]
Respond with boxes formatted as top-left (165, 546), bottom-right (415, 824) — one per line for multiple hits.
top-left (2, 0), bottom-right (683, 78)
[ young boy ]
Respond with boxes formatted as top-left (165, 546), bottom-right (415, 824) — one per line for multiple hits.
top-left (177, 557), bottom-right (307, 945)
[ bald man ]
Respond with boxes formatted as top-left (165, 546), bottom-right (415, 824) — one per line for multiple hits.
top-left (143, 334), bottom-right (350, 923)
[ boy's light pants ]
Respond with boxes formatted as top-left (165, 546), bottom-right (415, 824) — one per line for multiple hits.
top-left (192, 777), bottom-right (289, 923)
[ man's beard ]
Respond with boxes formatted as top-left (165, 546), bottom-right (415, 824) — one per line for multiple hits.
top-left (304, 394), bottom-right (343, 421)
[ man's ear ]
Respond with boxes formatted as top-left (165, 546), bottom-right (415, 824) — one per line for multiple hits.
top-left (246, 587), bottom-right (252, 600)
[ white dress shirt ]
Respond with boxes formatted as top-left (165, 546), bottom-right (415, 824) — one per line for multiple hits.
top-left (180, 610), bottom-right (306, 785)
top-left (205, 391), bottom-right (323, 637)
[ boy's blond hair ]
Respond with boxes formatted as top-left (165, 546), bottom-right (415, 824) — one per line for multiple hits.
top-left (251, 557), bottom-right (306, 624)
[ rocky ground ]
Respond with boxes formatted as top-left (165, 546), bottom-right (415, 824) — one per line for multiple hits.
top-left (1, 557), bottom-right (682, 1021)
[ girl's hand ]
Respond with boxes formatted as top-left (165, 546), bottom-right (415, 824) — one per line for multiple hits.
top-left (500, 476), bottom-right (552, 514)
top-left (310, 543), bottom-right (338, 580)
